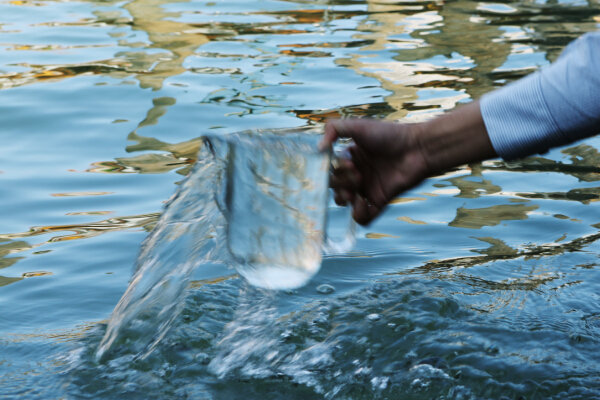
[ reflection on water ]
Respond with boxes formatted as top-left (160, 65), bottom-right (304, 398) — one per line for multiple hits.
top-left (0, 213), bottom-right (160, 288)
top-left (2, 212), bottom-right (159, 243)
top-left (86, 97), bottom-right (201, 175)
top-left (3, 0), bottom-right (600, 397)
top-left (449, 203), bottom-right (540, 229)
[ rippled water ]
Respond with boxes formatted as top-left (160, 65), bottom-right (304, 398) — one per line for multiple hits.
top-left (2, 0), bottom-right (600, 398)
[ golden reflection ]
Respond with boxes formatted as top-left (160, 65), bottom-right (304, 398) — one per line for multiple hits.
top-left (279, 49), bottom-right (331, 57)
top-left (472, 237), bottom-right (519, 257)
top-left (513, 187), bottom-right (600, 205)
top-left (50, 191), bottom-right (114, 197)
top-left (84, 96), bottom-right (201, 175)
top-left (289, 102), bottom-right (396, 122)
top-left (408, 1), bottom-right (513, 99)
top-left (485, 146), bottom-right (600, 183)
top-left (1, 0), bottom-right (210, 91)
top-left (136, 97), bottom-right (175, 129)
top-left (0, 321), bottom-right (100, 344)
top-left (389, 197), bottom-right (427, 204)
top-left (324, 0), bottom-right (515, 121)
top-left (0, 239), bottom-right (31, 270)
top-left (561, 144), bottom-right (600, 181)
top-left (0, 60), bottom-right (134, 90)
top-left (6, 0), bottom-right (45, 7)
top-left (0, 213), bottom-right (160, 288)
top-left (441, 164), bottom-right (501, 199)
top-left (461, 273), bottom-right (560, 296)
top-left (473, 142), bottom-right (600, 204)
top-left (333, 4), bottom-right (426, 121)
top-left (449, 203), bottom-right (539, 229)
top-left (555, 233), bottom-right (567, 243)
top-left (0, 276), bottom-right (23, 288)
top-left (85, 131), bottom-right (200, 175)
top-left (4, 0), bottom-right (578, 181)
top-left (188, 274), bottom-right (238, 289)
top-left (276, 1), bottom-right (479, 121)
top-left (0, 212), bottom-right (160, 243)
top-left (65, 211), bottom-right (114, 216)
top-left (397, 216), bottom-right (427, 225)
top-left (2, 0), bottom-right (596, 289)
top-left (365, 233), bottom-right (400, 239)
top-left (119, 0), bottom-right (210, 90)
top-left (0, 239), bottom-right (36, 287)
top-left (394, 229), bottom-right (600, 279)
top-left (21, 271), bottom-right (52, 278)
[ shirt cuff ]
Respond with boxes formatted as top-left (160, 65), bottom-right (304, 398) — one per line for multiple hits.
top-left (480, 72), bottom-right (560, 160)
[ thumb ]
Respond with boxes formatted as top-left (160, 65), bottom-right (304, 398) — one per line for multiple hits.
top-left (319, 119), bottom-right (342, 151)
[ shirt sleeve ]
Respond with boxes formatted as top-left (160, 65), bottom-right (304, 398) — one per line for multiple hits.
top-left (480, 31), bottom-right (600, 160)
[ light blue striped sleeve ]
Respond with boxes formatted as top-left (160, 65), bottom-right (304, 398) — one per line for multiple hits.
top-left (480, 32), bottom-right (600, 160)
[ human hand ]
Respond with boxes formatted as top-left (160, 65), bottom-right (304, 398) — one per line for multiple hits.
top-left (320, 101), bottom-right (497, 225)
top-left (321, 118), bottom-right (431, 225)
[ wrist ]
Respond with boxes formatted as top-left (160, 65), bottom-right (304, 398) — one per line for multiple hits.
top-left (414, 100), bottom-right (498, 175)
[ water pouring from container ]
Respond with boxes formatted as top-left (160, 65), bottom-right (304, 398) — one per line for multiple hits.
top-left (96, 127), bottom-right (355, 361)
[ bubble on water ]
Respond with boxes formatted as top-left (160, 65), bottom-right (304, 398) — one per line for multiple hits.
top-left (370, 376), bottom-right (389, 390)
top-left (485, 343), bottom-right (500, 353)
top-left (411, 377), bottom-right (429, 388)
top-left (195, 352), bottom-right (210, 364)
top-left (317, 284), bottom-right (335, 294)
top-left (367, 313), bottom-right (381, 321)
top-left (409, 363), bottom-right (451, 380)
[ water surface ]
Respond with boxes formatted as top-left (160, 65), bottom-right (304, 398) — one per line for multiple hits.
top-left (2, 0), bottom-right (600, 398)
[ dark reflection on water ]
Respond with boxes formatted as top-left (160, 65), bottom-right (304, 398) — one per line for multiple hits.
top-left (3, 0), bottom-right (600, 397)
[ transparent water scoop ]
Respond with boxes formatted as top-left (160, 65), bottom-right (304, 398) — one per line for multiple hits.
top-left (204, 127), bottom-right (355, 290)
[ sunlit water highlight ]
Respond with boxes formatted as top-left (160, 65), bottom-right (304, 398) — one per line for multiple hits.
top-left (3, 0), bottom-right (600, 398)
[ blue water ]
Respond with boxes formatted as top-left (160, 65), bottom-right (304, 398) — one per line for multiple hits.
top-left (2, 0), bottom-right (600, 398)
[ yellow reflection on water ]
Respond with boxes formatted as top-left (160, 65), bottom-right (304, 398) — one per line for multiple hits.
top-left (21, 271), bottom-right (52, 278)
top-left (390, 197), bottom-right (427, 204)
top-left (365, 232), bottom-right (400, 239)
top-left (65, 211), bottom-right (114, 216)
top-left (442, 165), bottom-right (502, 199)
top-left (0, 239), bottom-right (31, 269)
top-left (50, 191), bottom-right (114, 197)
top-left (188, 274), bottom-right (238, 289)
top-left (449, 203), bottom-right (539, 229)
top-left (84, 131), bottom-right (201, 175)
top-left (0, 213), bottom-right (162, 288)
top-left (0, 212), bottom-right (160, 243)
top-left (0, 276), bottom-right (23, 287)
top-left (397, 216), bottom-right (427, 225)
top-left (472, 237), bottom-right (519, 257)
top-left (0, 321), bottom-right (101, 344)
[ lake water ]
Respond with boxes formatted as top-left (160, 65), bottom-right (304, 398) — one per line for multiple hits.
top-left (2, 0), bottom-right (600, 398)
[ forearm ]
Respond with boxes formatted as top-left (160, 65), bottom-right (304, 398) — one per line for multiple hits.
top-left (416, 31), bottom-right (600, 172)
top-left (415, 100), bottom-right (498, 175)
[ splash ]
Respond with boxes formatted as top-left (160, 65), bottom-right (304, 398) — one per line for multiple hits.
top-left (95, 138), bottom-right (230, 361)
top-left (95, 126), bottom-right (333, 361)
